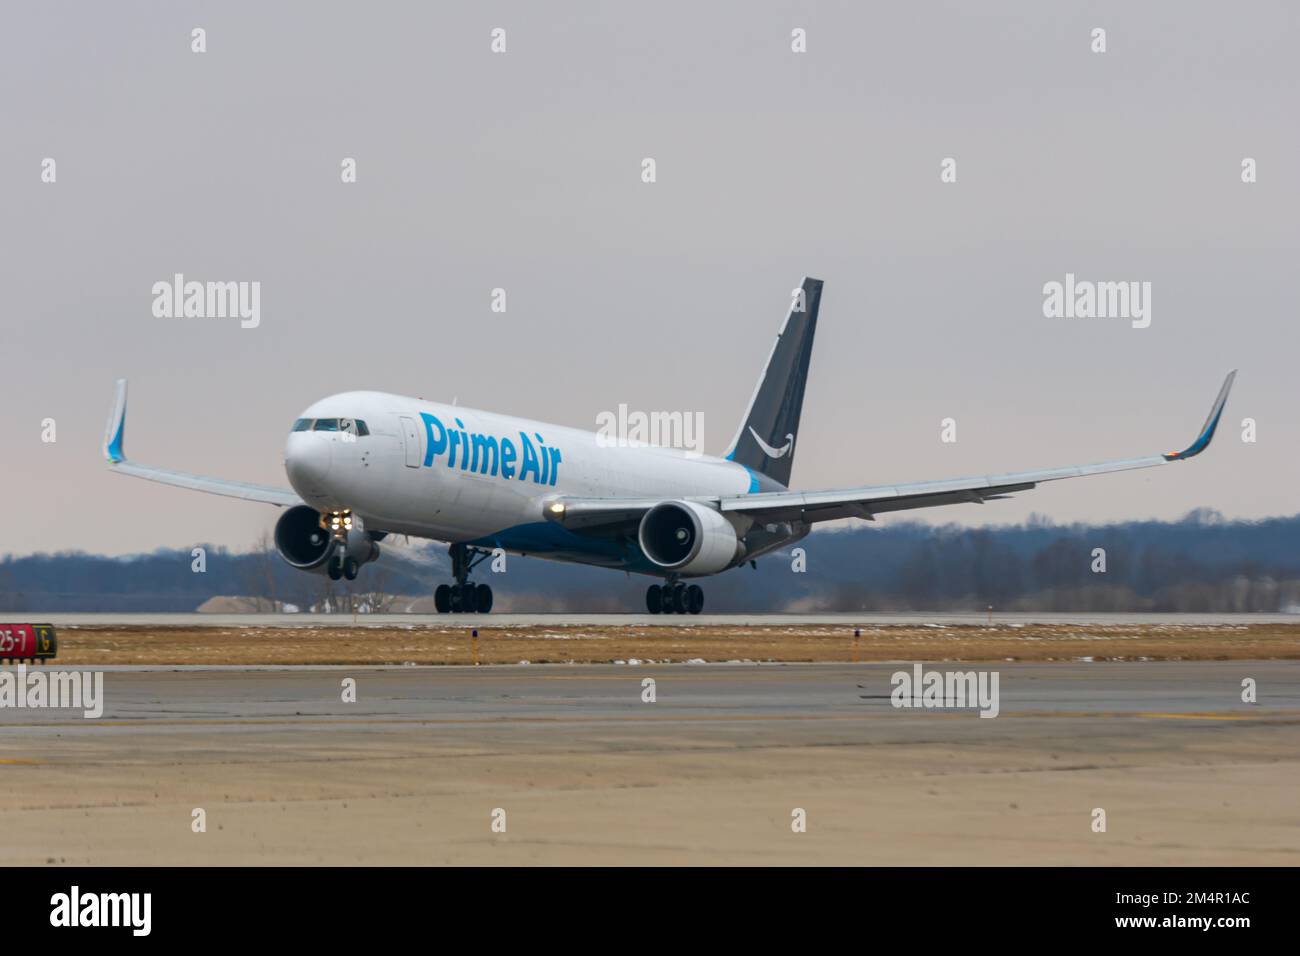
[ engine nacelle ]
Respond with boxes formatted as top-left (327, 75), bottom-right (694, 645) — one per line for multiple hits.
top-left (637, 500), bottom-right (741, 575)
top-left (274, 505), bottom-right (380, 573)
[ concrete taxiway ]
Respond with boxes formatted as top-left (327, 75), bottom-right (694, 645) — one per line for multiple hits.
top-left (2, 661), bottom-right (1297, 865)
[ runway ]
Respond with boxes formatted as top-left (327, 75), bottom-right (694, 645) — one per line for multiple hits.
top-left (39, 611), bottom-right (1300, 627)
top-left (2, 661), bottom-right (1298, 864)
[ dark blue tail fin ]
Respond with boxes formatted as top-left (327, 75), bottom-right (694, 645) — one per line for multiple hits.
top-left (724, 277), bottom-right (822, 489)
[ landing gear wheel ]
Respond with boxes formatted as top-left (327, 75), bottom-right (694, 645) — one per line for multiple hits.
top-left (646, 585), bottom-right (662, 614)
top-left (439, 543), bottom-right (497, 614)
top-left (328, 555), bottom-right (344, 581)
top-left (343, 557), bottom-right (360, 581)
top-left (686, 584), bottom-right (704, 615)
top-left (669, 583), bottom-right (688, 614)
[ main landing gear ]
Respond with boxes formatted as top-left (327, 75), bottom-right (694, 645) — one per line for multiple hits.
top-left (434, 543), bottom-right (494, 614)
top-left (646, 580), bottom-right (704, 615)
top-left (328, 555), bottom-right (361, 582)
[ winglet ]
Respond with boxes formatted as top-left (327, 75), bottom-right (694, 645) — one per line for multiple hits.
top-left (103, 378), bottom-right (128, 463)
top-left (1163, 370), bottom-right (1236, 461)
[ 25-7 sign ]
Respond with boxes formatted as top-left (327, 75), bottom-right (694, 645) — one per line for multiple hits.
top-left (0, 623), bottom-right (57, 659)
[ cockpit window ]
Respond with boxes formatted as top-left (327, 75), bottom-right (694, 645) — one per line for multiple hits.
top-left (312, 418), bottom-right (369, 436)
top-left (292, 418), bottom-right (313, 432)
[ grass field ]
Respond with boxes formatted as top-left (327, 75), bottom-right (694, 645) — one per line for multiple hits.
top-left (43, 621), bottom-right (1300, 666)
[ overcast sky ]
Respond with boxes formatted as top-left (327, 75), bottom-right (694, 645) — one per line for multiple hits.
top-left (2, 1), bottom-right (1296, 557)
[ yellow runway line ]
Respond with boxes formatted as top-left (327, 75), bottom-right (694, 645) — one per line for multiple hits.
top-left (13, 709), bottom-right (1300, 729)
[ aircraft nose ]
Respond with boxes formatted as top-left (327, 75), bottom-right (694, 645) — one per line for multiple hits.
top-left (285, 432), bottom-right (333, 495)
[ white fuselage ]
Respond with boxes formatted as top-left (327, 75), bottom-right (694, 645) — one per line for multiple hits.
top-left (284, 391), bottom-right (759, 554)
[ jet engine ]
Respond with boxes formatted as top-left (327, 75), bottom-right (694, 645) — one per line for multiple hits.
top-left (274, 505), bottom-right (380, 574)
top-left (637, 500), bottom-right (742, 575)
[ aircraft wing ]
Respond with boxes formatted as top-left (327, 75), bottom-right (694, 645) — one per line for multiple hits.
top-left (545, 371), bottom-right (1235, 529)
top-left (102, 379), bottom-right (302, 507)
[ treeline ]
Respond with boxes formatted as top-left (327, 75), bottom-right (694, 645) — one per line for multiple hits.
top-left (1, 509), bottom-right (1298, 613)
top-left (756, 509), bottom-right (1300, 613)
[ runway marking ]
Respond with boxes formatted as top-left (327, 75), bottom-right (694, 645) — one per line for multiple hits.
top-left (1131, 712), bottom-right (1257, 721)
top-left (534, 674), bottom-right (850, 682)
top-left (0, 759), bottom-right (43, 765)
top-left (996, 711), bottom-right (1292, 721)
top-left (10, 710), bottom-right (1300, 729)
top-left (55, 715), bottom-right (860, 728)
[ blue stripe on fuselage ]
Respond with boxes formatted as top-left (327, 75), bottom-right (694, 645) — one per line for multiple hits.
top-left (466, 522), bottom-right (662, 573)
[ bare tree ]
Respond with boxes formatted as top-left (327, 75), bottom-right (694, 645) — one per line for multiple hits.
top-left (356, 562), bottom-right (396, 613)
top-left (238, 531), bottom-right (280, 612)
top-left (0, 563), bottom-right (24, 612)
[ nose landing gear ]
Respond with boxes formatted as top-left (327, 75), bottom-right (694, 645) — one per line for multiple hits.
top-left (646, 580), bottom-right (704, 615)
top-left (321, 510), bottom-right (358, 581)
top-left (434, 543), bottom-right (494, 613)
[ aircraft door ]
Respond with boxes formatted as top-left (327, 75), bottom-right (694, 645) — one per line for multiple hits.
top-left (399, 416), bottom-right (422, 468)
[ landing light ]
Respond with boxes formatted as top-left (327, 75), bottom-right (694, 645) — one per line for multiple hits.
top-left (549, 502), bottom-right (565, 514)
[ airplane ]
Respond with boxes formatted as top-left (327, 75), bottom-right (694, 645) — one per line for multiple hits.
top-left (103, 277), bottom-right (1236, 615)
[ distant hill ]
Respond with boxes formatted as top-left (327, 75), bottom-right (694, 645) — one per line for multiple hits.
top-left (2, 510), bottom-right (1299, 613)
